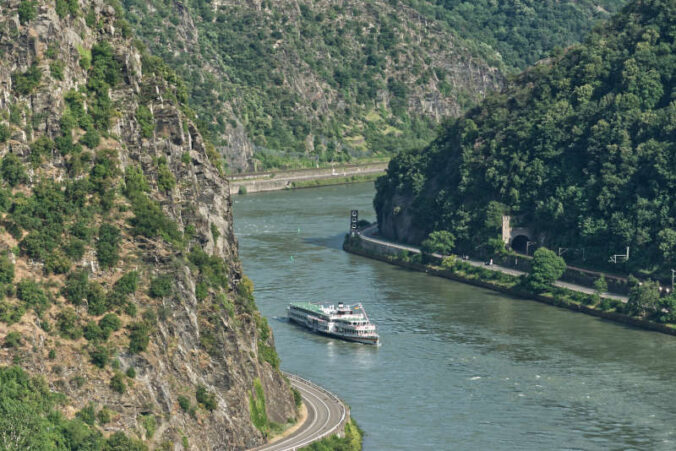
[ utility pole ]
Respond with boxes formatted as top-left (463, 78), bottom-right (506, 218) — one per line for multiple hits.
top-left (672, 269), bottom-right (675, 292)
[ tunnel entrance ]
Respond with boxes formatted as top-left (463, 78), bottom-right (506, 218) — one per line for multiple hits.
top-left (511, 235), bottom-right (530, 254)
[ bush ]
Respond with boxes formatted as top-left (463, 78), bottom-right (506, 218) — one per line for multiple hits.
top-left (129, 196), bottom-right (181, 242)
top-left (114, 271), bottom-right (139, 296)
top-left (0, 124), bottom-right (10, 143)
top-left (110, 373), bottom-right (126, 394)
top-left (1, 154), bottom-right (28, 186)
top-left (80, 128), bottom-right (100, 149)
top-left (196, 385), bottom-right (217, 411)
top-left (4, 331), bottom-right (22, 348)
top-left (87, 282), bottom-right (108, 315)
top-left (195, 281), bottom-right (208, 301)
top-left (136, 105), bottom-right (154, 139)
top-left (63, 238), bottom-right (86, 260)
top-left (55, 0), bottom-right (79, 18)
top-left (97, 408), bottom-right (111, 425)
top-left (50, 61), bottom-right (65, 81)
top-left (84, 321), bottom-right (106, 342)
top-left (63, 271), bottom-right (89, 305)
top-left (149, 275), bottom-right (172, 298)
top-left (12, 63), bottom-right (41, 95)
top-left (128, 321), bottom-right (150, 353)
top-left (178, 395), bottom-right (191, 412)
top-left (96, 224), bottom-right (120, 269)
top-left (18, 1), bottom-right (37, 24)
top-left (125, 367), bottom-right (136, 378)
top-left (76, 404), bottom-right (96, 425)
top-left (292, 387), bottom-right (302, 408)
top-left (89, 344), bottom-right (109, 368)
top-left (16, 279), bottom-right (50, 312)
top-left (123, 165), bottom-right (149, 200)
top-left (57, 307), bottom-right (83, 340)
top-left (156, 158), bottom-right (175, 193)
top-left (0, 254), bottom-right (14, 284)
top-left (44, 249), bottom-right (72, 274)
top-left (99, 313), bottom-right (121, 337)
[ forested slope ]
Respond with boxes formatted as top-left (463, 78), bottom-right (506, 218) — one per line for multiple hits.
top-left (121, 0), bottom-right (623, 171)
top-left (375, 0), bottom-right (675, 277)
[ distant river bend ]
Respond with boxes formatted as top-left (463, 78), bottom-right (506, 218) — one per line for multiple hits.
top-left (234, 183), bottom-right (676, 451)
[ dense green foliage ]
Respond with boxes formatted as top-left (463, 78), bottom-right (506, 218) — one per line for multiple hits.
top-left (525, 248), bottom-right (567, 291)
top-left (301, 418), bottom-right (363, 451)
top-left (375, 0), bottom-right (675, 278)
top-left (0, 366), bottom-right (145, 450)
top-left (12, 63), bottom-right (42, 95)
top-left (18, 1), bottom-right (37, 25)
top-left (405, 0), bottom-right (625, 69)
top-left (195, 384), bottom-right (217, 411)
top-left (97, 224), bottom-right (121, 269)
top-left (421, 230), bottom-right (455, 256)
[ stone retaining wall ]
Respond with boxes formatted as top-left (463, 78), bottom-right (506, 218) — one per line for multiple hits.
top-left (344, 239), bottom-right (676, 337)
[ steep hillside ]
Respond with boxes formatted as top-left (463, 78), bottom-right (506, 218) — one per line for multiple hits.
top-left (0, 0), bottom-right (294, 448)
top-left (402, 0), bottom-right (627, 69)
top-left (121, 0), bottom-right (626, 172)
top-left (123, 0), bottom-right (503, 171)
top-left (375, 0), bottom-right (675, 276)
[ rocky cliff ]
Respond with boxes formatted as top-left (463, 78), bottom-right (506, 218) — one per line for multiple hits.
top-left (0, 1), bottom-right (295, 448)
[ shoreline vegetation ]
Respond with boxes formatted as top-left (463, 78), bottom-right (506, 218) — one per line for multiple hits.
top-left (230, 162), bottom-right (386, 195)
top-left (301, 418), bottom-right (363, 451)
top-left (343, 233), bottom-right (676, 337)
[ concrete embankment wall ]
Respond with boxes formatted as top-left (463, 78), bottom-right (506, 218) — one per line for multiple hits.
top-left (344, 239), bottom-right (676, 337)
top-left (229, 163), bottom-right (387, 195)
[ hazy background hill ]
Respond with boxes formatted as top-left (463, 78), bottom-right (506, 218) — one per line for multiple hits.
top-left (122, 0), bottom-right (625, 171)
top-left (375, 0), bottom-right (675, 278)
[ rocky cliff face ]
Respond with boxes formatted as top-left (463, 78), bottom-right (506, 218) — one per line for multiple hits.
top-left (0, 1), bottom-right (294, 448)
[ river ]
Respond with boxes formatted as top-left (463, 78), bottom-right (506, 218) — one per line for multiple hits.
top-left (233, 183), bottom-right (676, 450)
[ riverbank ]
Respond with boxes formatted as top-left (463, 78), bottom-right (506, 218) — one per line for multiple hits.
top-left (343, 234), bottom-right (676, 337)
top-left (229, 163), bottom-right (387, 195)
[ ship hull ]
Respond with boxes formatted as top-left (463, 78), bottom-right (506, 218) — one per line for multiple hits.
top-left (288, 315), bottom-right (380, 345)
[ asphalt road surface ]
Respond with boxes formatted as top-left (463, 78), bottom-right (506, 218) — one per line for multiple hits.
top-left (359, 225), bottom-right (628, 302)
top-left (251, 373), bottom-right (347, 451)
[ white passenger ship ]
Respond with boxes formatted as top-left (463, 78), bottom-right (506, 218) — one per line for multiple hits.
top-left (287, 302), bottom-right (380, 345)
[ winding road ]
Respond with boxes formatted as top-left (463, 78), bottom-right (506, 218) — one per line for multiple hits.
top-left (250, 373), bottom-right (348, 451)
top-left (359, 225), bottom-right (628, 302)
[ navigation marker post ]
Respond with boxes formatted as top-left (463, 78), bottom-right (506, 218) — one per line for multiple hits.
top-left (350, 210), bottom-right (358, 237)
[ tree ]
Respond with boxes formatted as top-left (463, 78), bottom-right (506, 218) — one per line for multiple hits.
top-left (421, 231), bottom-right (455, 256)
top-left (626, 278), bottom-right (660, 318)
top-left (525, 247), bottom-right (566, 291)
top-left (1, 154), bottom-right (28, 187)
top-left (96, 224), bottom-right (120, 269)
top-left (593, 275), bottom-right (608, 295)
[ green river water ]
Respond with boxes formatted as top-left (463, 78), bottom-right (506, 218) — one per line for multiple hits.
top-left (233, 183), bottom-right (676, 450)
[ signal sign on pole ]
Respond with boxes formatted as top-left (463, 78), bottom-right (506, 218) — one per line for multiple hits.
top-left (350, 210), bottom-right (358, 236)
